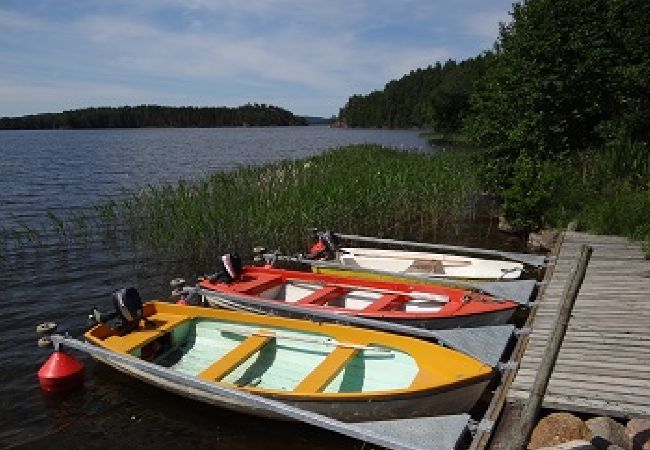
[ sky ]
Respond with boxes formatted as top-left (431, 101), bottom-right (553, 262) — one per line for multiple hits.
top-left (0, 0), bottom-right (514, 118)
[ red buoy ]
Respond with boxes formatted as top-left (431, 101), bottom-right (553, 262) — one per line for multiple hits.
top-left (38, 351), bottom-right (85, 393)
top-left (176, 298), bottom-right (189, 306)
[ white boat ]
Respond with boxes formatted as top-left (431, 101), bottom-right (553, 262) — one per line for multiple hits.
top-left (334, 247), bottom-right (524, 280)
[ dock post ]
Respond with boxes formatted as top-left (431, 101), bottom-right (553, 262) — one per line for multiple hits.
top-left (506, 244), bottom-right (592, 450)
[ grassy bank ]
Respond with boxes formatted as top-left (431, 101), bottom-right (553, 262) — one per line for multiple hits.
top-left (535, 140), bottom-right (650, 256)
top-left (421, 131), bottom-right (473, 147)
top-left (99, 144), bottom-right (481, 268)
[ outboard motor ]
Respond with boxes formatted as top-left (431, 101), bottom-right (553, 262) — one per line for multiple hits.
top-left (208, 253), bottom-right (243, 283)
top-left (89, 287), bottom-right (144, 333)
top-left (309, 230), bottom-right (339, 260)
top-left (112, 287), bottom-right (143, 332)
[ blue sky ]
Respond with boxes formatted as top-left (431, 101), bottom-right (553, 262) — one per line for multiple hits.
top-left (0, 0), bottom-right (514, 117)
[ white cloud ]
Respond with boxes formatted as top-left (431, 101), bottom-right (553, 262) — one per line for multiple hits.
top-left (463, 11), bottom-right (511, 40)
top-left (0, 78), bottom-right (160, 116)
top-left (0, 1), bottom-right (513, 116)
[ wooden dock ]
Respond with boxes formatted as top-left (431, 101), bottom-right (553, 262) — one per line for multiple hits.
top-left (508, 231), bottom-right (650, 417)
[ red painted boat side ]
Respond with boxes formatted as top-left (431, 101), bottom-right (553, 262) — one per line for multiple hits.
top-left (199, 266), bottom-right (518, 322)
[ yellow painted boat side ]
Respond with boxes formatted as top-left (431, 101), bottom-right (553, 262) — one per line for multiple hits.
top-left (85, 301), bottom-right (492, 401)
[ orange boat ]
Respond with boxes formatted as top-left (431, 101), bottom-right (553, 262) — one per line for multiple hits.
top-left (199, 266), bottom-right (517, 329)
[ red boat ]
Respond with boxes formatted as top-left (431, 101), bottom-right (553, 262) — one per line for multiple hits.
top-left (198, 266), bottom-right (518, 329)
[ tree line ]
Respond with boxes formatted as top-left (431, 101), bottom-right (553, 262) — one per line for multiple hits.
top-left (339, 0), bottom-right (649, 237)
top-left (0, 104), bottom-right (307, 129)
top-left (338, 55), bottom-right (491, 132)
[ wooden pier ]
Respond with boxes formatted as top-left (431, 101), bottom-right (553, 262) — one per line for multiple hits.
top-left (508, 231), bottom-right (650, 417)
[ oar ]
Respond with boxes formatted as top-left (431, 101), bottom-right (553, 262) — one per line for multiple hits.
top-left (214, 324), bottom-right (392, 353)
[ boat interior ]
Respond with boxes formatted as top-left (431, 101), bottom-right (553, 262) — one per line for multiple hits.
top-left (225, 272), bottom-right (449, 313)
top-left (88, 313), bottom-right (424, 395)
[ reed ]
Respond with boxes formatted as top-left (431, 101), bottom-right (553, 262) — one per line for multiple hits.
top-left (543, 139), bottom-right (650, 257)
top-left (107, 145), bottom-right (481, 270)
top-left (45, 209), bottom-right (67, 242)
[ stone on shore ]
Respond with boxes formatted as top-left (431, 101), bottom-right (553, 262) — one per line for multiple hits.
top-left (529, 413), bottom-right (590, 449)
top-left (626, 419), bottom-right (650, 450)
top-left (586, 416), bottom-right (630, 450)
top-left (528, 230), bottom-right (558, 251)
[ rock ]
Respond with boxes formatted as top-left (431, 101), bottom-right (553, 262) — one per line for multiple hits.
top-left (586, 417), bottom-right (630, 450)
top-left (529, 413), bottom-right (590, 449)
top-left (537, 440), bottom-right (597, 450)
top-left (626, 418), bottom-right (650, 450)
top-left (567, 221), bottom-right (579, 231)
top-left (528, 230), bottom-right (558, 251)
top-left (498, 215), bottom-right (515, 233)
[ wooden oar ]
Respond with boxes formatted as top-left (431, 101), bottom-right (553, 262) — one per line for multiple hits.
top-left (215, 325), bottom-right (392, 353)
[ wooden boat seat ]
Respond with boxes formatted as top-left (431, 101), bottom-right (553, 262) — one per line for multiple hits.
top-left (296, 285), bottom-right (348, 306)
top-left (362, 294), bottom-right (409, 313)
top-left (197, 332), bottom-right (276, 382)
top-left (101, 313), bottom-right (193, 354)
top-left (294, 347), bottom-right (359, 393)
top-left (231, 274), bottom-right (284, 295)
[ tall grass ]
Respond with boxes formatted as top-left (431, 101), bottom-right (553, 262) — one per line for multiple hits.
top-left (544, 139), bottom-right (650, 257)
top-left (107, 145), bottom-right (481, 269)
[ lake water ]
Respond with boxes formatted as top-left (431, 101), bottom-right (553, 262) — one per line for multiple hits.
top-left (0, 127), bottom-right (429, 227)
top-left (0, 127), bottom-right (436, 450)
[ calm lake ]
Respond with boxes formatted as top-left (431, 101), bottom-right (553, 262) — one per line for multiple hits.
top-left (0, 127), bottom-right (437, 450)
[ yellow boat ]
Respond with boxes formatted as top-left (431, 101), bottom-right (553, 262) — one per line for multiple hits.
top-left (85, 301), bottom-right (493, 421)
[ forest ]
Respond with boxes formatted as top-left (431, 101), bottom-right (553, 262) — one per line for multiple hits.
top-left (339, 0), bottom-right (649, 250)
top-left (0, 104), bottom-right (307, 129)
top-left (338, 55), bottom-right (490, 132)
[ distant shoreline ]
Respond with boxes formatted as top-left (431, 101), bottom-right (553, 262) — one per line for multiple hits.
top-left (0, 104), bottom-right (314, 130)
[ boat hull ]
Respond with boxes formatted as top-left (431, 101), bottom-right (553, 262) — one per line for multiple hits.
top-left (94, 355), bottom-right (490, 422)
